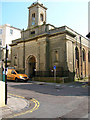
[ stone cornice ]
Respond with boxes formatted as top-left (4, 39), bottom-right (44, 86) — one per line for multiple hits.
top-left (10, 29), bottom-right (76, 46)
top-left (28, 2), bottom-right (47, 10)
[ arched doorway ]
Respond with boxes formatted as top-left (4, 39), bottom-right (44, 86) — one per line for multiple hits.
top-left (26, 55), bottom-right (36, 78)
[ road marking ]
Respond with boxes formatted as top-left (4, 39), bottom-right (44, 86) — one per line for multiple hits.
top-left (8, 93), bottom-right (25, 99)
top-left (8, 93), bottom-right (40, 118)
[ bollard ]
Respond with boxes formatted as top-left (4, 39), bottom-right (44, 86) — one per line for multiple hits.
top-left (3, 74), bottom-right (5, 82)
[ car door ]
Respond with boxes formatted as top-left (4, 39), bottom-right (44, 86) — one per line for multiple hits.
top-left (10, 70), bottom-right (16, 80)
top-left (7, 70), bottom-right (11, 80)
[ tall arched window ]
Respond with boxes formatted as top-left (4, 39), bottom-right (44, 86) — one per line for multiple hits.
top-left (82, 48), bottom-right (86, 61)
top-left (40, 14), bottom-right (43, 21)
top-left (0, 39), bottom-right (2, 45)
top-left (14, 56), bottom-right (17, 66)
top-left (55, 51), bottom-right (58, 62)
top-left (32, 13), bottom-right (35, 20)
top-left (88, 51), bottom-right (90, 62)
top-left (75, 47), bottom-right (79, 68)
top-left (32, 13), bottom-right (35, 25)
top-left (75, 47), bottom-right (79, 59)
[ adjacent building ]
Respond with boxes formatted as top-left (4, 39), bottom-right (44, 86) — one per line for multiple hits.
top-left (0, 24), bottom-right (21, 106)
top-left (0, 24), bottom-right (21, 61)
top-left (10, 1), bottom-right (90, 81)
top-left (0, 30), bottom-right (5, 107)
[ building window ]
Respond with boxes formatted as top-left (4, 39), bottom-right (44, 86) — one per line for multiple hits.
top-left (40, 14), bottom-right (43, 21)
top-left (0, 29), bottom-right (2, 34)
top-left (32, 13), bottom-right (35, 25)
top-left (88, 51), bottom-right (90, 62)
top-left (75, 47), bottom-right (79, 60)
top-left (55, 51), bottom-right (59, 62)
top-left (10, 29), bottom-right (13, 35)
top-left (14, 56), bottom-right (17, 66)
top-left (82, 49), bottom-right (86, 61)
top-left (32, 13), bottom-right (35, 20)
top-left (0, 39), bottom-right (2, 45)
top-left (75, 47), bottom-right (79, 68)
top-left (31, 31), bottom-right (35, 34)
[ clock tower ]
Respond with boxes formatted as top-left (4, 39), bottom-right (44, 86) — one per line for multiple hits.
top-left (28, 1), bottom-right (47, 28)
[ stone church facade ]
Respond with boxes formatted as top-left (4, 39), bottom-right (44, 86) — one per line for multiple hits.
top-left (10, 1), bottom-right (90, 81)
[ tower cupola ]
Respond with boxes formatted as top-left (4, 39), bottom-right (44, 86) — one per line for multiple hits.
top-left (28, 1), bottom-right (47, 28)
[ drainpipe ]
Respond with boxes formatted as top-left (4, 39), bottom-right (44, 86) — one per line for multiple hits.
top-left (23, 29), bottom-right (25, 73)
top-left (5, 44), bottom-right (8, 105)
top-left (80, 36), bottom-right (83, 79)
top-left (75, 37), bottom-right (77, 77)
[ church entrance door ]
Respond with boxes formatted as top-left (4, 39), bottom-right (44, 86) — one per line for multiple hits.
top-left (27, 55), bottom-right (36, 78)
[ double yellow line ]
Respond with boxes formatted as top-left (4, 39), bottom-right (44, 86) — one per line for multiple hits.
top-left (8, 93), bottom-right (40, 117)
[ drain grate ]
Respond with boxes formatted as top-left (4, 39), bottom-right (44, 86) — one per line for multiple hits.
top-left (25, 97), bottom-right (32, 100)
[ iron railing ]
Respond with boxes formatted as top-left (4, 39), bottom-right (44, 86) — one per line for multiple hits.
top-left (34, 70), bottom-right (69, 77)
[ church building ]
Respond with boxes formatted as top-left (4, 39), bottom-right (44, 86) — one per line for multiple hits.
top-left (10, 1), bottom-right (90, 81)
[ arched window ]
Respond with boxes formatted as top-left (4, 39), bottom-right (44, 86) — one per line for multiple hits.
top-left (75, 47), bottom-right (79, 60)
top-left (82, 49), bottom-right (86, 61)
top-left (40, 14), bottom-right (43, 21)
top-left (14, 56), bottom-right (17, 66)
top-left (75, 47), bottom-right (79, 68)
top-left (32, 13), bottom-right (35, 25)
top-left (55, 51), bottom-right (58, 62)
top-left (0, 39), bottom-right (2, 45)
top-left (88, 51), bottom-right (90, 62)
top-left (32, 13), bottom-right (35, 20)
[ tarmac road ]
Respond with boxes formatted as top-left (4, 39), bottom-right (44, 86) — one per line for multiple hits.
top-left (7, 81), bottom-right (89, 119)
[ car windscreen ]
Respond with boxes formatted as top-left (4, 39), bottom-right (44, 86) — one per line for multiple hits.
top-left (11, 71), bottom-right (16, 74)
top-left (16, 70), bottom-right (20, 73)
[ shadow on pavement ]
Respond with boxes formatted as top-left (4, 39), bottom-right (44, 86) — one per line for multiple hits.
top-left (8, 81), bottom-right (88, 96)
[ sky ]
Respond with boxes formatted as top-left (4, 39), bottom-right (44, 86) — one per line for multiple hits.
top-left (0, 0), bottom-right (89, 37)
top-left (88, 1), bottom-right (90, 32)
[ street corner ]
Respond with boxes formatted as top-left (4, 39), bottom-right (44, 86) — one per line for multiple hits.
top-left (1, 93), bottom-right (30, 118)
top-left (2, 93), bottom-right (40, 118)
top-left (7, 94), bottom-right (30, 112)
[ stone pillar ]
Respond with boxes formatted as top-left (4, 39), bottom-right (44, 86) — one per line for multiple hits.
top-left (0, 81), bottom-right (5, 107)
top-left (45, 35), bottom-right (50, 71)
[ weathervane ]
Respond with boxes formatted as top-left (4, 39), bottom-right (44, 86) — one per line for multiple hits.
top-left (37, 0), bottom-right (41, 4)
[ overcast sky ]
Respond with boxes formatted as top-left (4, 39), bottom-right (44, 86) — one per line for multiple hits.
top-left (0, 0), bottom-right (89, 37)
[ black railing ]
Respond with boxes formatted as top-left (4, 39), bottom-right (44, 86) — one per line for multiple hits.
top-left (34, 70), bottom-right (69, 77)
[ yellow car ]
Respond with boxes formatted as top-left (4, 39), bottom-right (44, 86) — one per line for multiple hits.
top-left (7, 69), bottom-right (29, 82)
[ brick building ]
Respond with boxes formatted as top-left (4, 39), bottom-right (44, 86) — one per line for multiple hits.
top-left (10, 1), bottom-right (90, 81)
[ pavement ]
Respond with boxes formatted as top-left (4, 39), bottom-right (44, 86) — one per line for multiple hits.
top-left (0, 94), bottom-right (31, 119)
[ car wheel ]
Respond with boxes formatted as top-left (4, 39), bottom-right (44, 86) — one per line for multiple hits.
top-left (24, 80), bottom-right (28, 83)
top-left (15, 78), bottom-right (18, 82)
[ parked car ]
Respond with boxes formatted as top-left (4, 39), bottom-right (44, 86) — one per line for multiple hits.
top-left (7, 69), bottom-right (29, 82)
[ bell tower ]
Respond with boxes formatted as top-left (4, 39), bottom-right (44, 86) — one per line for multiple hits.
top-left (28, 1), bottom-right (47, 28)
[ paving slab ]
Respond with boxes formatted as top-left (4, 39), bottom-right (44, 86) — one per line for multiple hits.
top-left (0, 94), bottom-right (30, 119)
